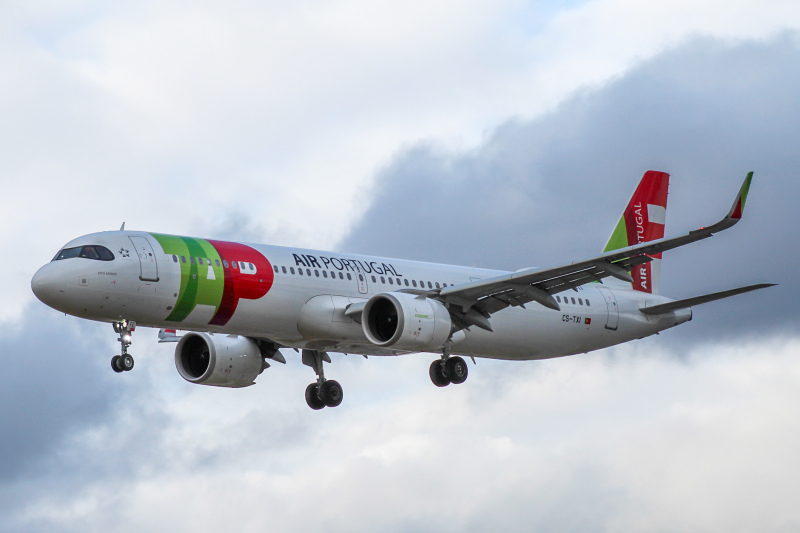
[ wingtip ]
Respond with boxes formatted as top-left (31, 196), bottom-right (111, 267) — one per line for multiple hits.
top-left (727, 171), bottom-right (754, 220)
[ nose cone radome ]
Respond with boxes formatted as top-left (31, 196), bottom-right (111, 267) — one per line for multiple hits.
top-left (31, 263), bottom-right (63, 309)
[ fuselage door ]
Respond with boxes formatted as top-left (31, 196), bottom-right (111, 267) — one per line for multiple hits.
top-left (357, 272), bottom-right (368, 294)
top-left (128, 236), bottom-right (159, 282)
top-left (597, 287), bottom-right (619, 330)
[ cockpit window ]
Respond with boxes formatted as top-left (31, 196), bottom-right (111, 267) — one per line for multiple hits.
top-left (53, 245), bottom-right (115, 262)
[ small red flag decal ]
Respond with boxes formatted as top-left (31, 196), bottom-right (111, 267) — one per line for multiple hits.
top-left (585, 318), bottom-right (591, 325)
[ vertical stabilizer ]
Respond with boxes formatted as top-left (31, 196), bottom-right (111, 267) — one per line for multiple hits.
top-left (603, 170), bottom-right (669, 294)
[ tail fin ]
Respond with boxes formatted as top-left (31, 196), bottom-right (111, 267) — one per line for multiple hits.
top-left (603, 170), bottom-right (670, 294)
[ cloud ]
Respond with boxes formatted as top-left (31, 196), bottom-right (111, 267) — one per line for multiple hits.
top-left (5, 0), bottom-right (800, 322)
top-left (340, 34), bottom-right (800, 340)
top-left (0, 306), bottom-right (118, 482)
top-left (3, 6), bottom-right (800, 532)
top-left (3, 324), bottom-right (800, 532)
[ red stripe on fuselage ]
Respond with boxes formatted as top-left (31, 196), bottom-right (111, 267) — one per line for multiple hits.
top-left (207, 240), bottom-right (274, 326)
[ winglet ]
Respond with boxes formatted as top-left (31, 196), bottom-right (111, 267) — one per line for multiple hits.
top-left (694, 172), bottom-right (754, 235)
top-left (727, 171), bottom-right (753, 220)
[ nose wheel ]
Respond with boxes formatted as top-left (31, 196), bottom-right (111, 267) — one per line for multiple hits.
top-left (302, 349), bottom-right (344, 409)
top-left (111, 320), bottom-right (136, 373)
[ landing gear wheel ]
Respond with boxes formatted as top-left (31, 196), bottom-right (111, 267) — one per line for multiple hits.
top-left (429, 360), bottom-right (450, 387)
top-left (305, 383), bottom-right (326, 410)
top-left (120, 354), bottom-right (134, 371)
top-left (322, 380), bottom-right (344, 407)
top-left (111, 355), bottom-right (124, 373)
top-left (446, 356), bottom-right (468, 384)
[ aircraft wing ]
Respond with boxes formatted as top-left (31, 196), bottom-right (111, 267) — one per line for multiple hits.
top-left (434, 173), bottom-right (754, 328)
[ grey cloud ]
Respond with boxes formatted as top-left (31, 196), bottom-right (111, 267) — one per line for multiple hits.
top-left (0, 306), bottom-right (118, 482)
top-left (4, 33), bottom-right (800, 533)
top-left (340, 34), bottom-right (800, 341)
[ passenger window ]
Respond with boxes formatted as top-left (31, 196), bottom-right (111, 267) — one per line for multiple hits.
top-left (239, 262), bottom-right (245, 270)
top-left (586, 299), bottom-right (590, 306)
top-left (388, 278), bottom-right (393, 285)
top-left (215, 260), bottom-right (221, 267)
top-left (348, 273), bottom-right (353, 280)
top-left (172, 255), bottom-right (178, 263)
top-left (189, 257), bottom-right (195, 264)
top-left (556, 296), bottom-right (561, 303)
top-left (273, 265), bottom-right (279, 273)
top-left (435, 282), bottom-right (440, 289)
top-left (281, 266), bottom-right (287, 273)
top-left (249, 263), bottom-right (254, 270)
top-left (298, 268), bottom-right (304, 275)
top-left (404, 279), bottom-right (409, 286)
top-left (323, 271), bottom-right (328, 278)
top-left (397, 278), bottom-right (401, 285)
top-left (339, 272), bottom-right (344, 279)
top-left (223, 260), bottom-right (229, 268)
top-left (427, 281), bottom-right (432, 289)
top-left (372, 276), bottom-right (376, 283)
top-left (307, 269), bottom-right (311, 276)
top-left (380, 276), bottom-right (386, 283)
top-left (571, 297), bottom-right (576, 304)
top-left (182, 256), bottom-right (187, 263)
top-left (412, 280), bottom-right (417, 287)
top-left (290, 267), bottom-right (295, 274)
top-left (314, 270), bottom-right (319, 277)
top-left (198, 258), bottom-right (204, 265)
top-left (233, 262), bottom-right (238, 269)
top-left (578, 298), bottom-right (583, 305)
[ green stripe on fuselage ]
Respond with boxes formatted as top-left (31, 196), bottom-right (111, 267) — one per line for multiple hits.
top-left (151, 234), bottom-right (224, 322)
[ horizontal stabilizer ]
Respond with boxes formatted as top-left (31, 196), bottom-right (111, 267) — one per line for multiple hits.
top-left (157, 328), bottom-right (181, 343)
top-left (640, 283), bottom-right (775, 315)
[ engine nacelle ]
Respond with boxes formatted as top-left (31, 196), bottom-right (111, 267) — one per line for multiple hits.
top-left (175, 332), bottom-right (266, 388)
top-left (362, 292), bottom-right (453, 351)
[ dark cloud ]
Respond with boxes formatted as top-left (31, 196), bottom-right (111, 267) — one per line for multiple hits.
top-left (3, 33), bottom-right (800, 533)
top-left (340, 33), bottom-right (799, 340)
top-left (0, 306), bottom-right (117, 482)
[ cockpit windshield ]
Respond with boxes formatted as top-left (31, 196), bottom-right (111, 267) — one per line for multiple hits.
top-left (53, 245), bottom-right (115, 262)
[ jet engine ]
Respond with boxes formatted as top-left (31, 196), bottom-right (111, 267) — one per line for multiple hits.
top-left (362, 292), bottom-right (454, 351)
top-left (175, 332), bottom-right (267, 388)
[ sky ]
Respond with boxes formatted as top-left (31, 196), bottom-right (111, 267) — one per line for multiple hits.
top-left (1, 1), bottom-right (799, 531)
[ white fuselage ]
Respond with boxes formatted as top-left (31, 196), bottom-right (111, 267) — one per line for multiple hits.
top-left (31, 231), bottom-right (692, 361)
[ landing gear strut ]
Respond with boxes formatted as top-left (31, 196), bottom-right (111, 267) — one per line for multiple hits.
top-left (429, 338), bottom-right (468, 387)
top-left (302, 349), bottom-right (343, 410)
top-left (111, 320), bottom-right (136, 373)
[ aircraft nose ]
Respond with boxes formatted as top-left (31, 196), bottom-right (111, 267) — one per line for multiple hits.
top-left (31, 264), bottom-right (63, 307)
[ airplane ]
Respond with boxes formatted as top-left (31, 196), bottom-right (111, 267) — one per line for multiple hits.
top-left (31, 171), bottom-right (773, 409)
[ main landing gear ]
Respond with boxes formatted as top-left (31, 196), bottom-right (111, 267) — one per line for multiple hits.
top-left (429, 339), bottom-right (468, 387)
top-left (302, 349), bottom-right (343, 410)
top-left (111, 320), bottom-right (136, 373)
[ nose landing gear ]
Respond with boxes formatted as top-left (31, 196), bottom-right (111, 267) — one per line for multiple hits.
top-left (302, 349), bottom-right (344, 410)
top-left (111, 320), bottom-right (136, 373)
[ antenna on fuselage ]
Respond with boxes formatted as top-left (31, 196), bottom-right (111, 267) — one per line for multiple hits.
top-left (119, 222), bottom-right (126, 231)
